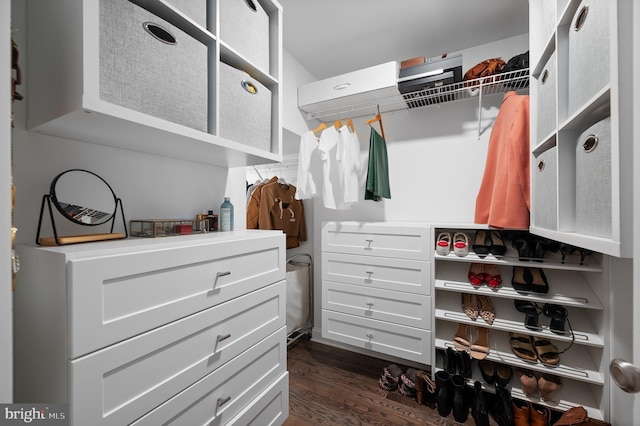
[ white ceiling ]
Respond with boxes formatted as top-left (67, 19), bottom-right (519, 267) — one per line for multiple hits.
top-left (278, 0), bottom-right (529, 80)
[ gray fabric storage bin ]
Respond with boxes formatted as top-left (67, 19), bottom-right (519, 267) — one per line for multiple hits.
top-left (575, 117), bottom-right (612, 238)
top-left (164, 0), bottom-right (207, 27)
top-left (568, 0), bottom-right (610, 116)
top-left (220, 0), bottom-right (270, 72)
top-left (219, 62), bottom-right (272, 152)
top-left (533, 147), bottom-right (558, 230)
top-left (99, 0), bottom-right (208, 132)
top-left (536, 52), bottom-right (556, 142)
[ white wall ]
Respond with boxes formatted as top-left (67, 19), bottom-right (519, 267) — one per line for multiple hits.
top-left (11, 0), bottom-right (247, 245)
top-left (1, 0), bottom-right (13, 403)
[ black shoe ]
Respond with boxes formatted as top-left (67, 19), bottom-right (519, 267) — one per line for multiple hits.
top-left (435, 371), bottom-right (453, 417)
top-left (452, 374), bottom-right (469, 423)
top-left (514, 299), bottom-right (543, 330)
top-left (471, 381), bottom-right (490, 426)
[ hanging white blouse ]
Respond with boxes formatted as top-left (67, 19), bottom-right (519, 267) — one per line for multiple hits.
top-left (337, 125), bottom-right (361, 204)
top-left (295, 130), bottom-right (321, 200)
top-left (318, 126), bottom-right (348, 210)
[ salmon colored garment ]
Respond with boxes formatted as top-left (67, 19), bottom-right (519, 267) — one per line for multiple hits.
top-left (475, 91), bottom-right (530, 229)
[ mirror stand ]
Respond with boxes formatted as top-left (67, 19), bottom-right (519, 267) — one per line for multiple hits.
top-left (35, 194), bottom-right (128, 246)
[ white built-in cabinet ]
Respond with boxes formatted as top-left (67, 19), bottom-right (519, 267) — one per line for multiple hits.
top-left (320, 222), bottom-right (432, 365)
top-left (529, 0), bottom-right (633, 258)
top-left (432, 225), bottom-right (608, 420)
top-left (26, 0), bottom-right (283, 167)
top-left (14, 231), bottom-right (289, 425)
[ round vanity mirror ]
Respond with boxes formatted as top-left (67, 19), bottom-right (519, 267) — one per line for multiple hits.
top-left (36, 169), bottom-right (127, 246)
top-left (50, 169), bottom-right (117, 226)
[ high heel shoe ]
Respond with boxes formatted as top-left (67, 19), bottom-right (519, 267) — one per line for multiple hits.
top-left (473, 230), bottom-right (491, 258)
top-left (489, 230), bottom-right (507, 256)
top-left (476, 295), bottom-right (496, 325)
top-left (542, 303), bottom-right (569, 335)
top-left (470, 327), bottom-right (490, 360)
top-left (512, 237), bottom-right (529, 261)
top-left (514, 300), bottom-right (542, 331)
top-left (529, 237), bottom-right (546, 262)
top-left (461, 293), bottom-right (479, 320)
top-left (515, 368), bottom-right (537, 396)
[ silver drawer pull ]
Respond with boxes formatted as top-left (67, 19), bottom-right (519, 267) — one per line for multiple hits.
top-left (217, 333), bottom-right (231, 342)
top-left (364, 239), bottom-right (373, 249)
top-left (366, 302), bottom-right (374, 309)
top-left (217, 396), bottom-right (231, 407)
top-left (366, 333), bottom-right (374, 339)
top-left (212, 271), bottom-right (231, 289)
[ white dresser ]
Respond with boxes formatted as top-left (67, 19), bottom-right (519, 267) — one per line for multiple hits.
top-left (320, 222), bottom-right (432, 364)
top-left (14, 231), bottom-right (288, 426)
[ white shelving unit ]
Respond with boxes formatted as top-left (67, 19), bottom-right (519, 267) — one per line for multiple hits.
top-left (529, 0), bottom-right (632, 258)
top-left (26, 0), bottom-right (283, 168)
top-left (300, 68), bottom-right (529, 122)
top-left (432, 225), bottom-right (608, 420)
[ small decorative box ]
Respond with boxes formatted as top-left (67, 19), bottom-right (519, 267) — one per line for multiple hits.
top-left (130, 219), bottom-right (195, 238)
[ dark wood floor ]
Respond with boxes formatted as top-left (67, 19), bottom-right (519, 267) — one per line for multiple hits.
top-left (284, 337), bottom-right (482, 426)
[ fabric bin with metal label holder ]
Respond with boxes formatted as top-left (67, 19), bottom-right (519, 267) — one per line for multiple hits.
top-left (568, 0), bottom-right (610, 116)
top-left (99, 0), bottom-right (208, 132)
top-left (219, 62), bottom-right (272, 152)
top-left (533, 147), bottom-right (558, 230)
top-left (536, 51), bottom-right (556, 142)
top-left (164, 0), bottom-right (207, 27)
top-left (575, 117), bottom-right (611, 238)
top-left (219, 0), bottom-right (270, 72)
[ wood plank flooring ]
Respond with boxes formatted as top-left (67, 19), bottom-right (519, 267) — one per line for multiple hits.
top-left (284, 337), bottom-right (481, 426)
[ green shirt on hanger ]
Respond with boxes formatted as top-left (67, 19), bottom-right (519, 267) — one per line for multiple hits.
top-left (365, 127), bottom-right (391, 201)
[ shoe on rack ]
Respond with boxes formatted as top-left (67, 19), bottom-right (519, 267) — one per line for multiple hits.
top-left (489, 230), bottom-right (507, 256)
top-left (453, 232), bottom-right (470, 257)
top-left (530, 402), bottom-right (551, 426)
top-left (452, 374), bottom-right (469, 423)
top-left (511, 266), bottom-right (532, 294)
top-left (543, 303), bottom-right (570, 335)
top-left (436, 232), bottom-right (452, 256)
top-left (529, 268), bottom-right (550, 294)
top-left (476, 295), bottom-right (496, 325)
top-left (483, 264), bottom-right (502, 289)
top-left (468, 263), bottom-right (486, 287)
top-left (478, 360), bottom-right (496, 384)
top-left (509, 333), bottom-right (538, 363)
top-left (531, 336), bottom-right (561, 366)
top-left (513, 399), bottom-right (530, 426)
top-left (470, 327), bottom-right (490, 360)
top-left (471, 381), bottom-right (490, 426)
top-left (538, 373), bottom-right (562, 401)
top-left (512, 237), bottom-right (530, 261)
top-left (495, 363), bottom-right (513, 387)
top-left (473, 230), bottom-right (491, 258)
top-left (515, 368), bottom-right (537, 396)
top-left (461, 293), bottom-right (479, 320)
top-left (454, 323), bottom-right (471, 352)
top-left (514, 299), bottom-right (542, 331)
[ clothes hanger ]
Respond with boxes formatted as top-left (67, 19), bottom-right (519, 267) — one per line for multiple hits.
top-left (365, 106), bottom-right (386, 139)
top-left (346, 117), bottom-right (355, 132)
top-left (312, 122), bottom-right (328, 134)
top-left (333, 120), bottom-right (343, 129)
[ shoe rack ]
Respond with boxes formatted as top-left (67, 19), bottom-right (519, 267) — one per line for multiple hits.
top-left (432, 225), bottom-right (608, 420)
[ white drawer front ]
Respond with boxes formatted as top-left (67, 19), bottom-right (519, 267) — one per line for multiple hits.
top-left (70, 283), bottom-right (285, 426)
top-left (322, 222), bottom-right (430, 260)
top-left (227, 372), bottom-right (289, 426)
top-left (322, 310), bottom-right (431, 364)
top-left (68, 234), bottom-right (285, 358)
top-left (323, 281), bottom-right (431, 329)
top-left (323, 252), bottom-right (430, 295)
top-left (131, 329), bottom-right (287, 426)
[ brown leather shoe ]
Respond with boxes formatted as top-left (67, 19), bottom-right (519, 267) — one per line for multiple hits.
top-left (513, 399), bottom-right (530, 426)
top-left (530, 402), bottom-right (550, 426)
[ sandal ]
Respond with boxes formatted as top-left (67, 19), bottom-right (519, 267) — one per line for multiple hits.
top-left (472, 230), bottom-right (491, 258)
top-left (542, 303), bottom-right (569, 335)
top-left (461, 293), bottom-right (479, 320)
top-left (470, 327), bottom-right (490, 360)
top-left (476, 295), bottom-right (496, 325)
top-left (453, 323), bottom-right (470, 351)
top-left (436, 232), bottom-right (452, 256)
top-left (515, 368), bottom-right (537, 395)
top-left (511, 266), bottom-right (531, 293)
top-left (514, 300), bottom-right (542, 331)
top-left (468, 263), bottom-right (486, 287)
top-left (453, 232), bottom-right (470, 257)
top-left (531, 336), bottom-right (561, 366)
top-left (483, 264), bottom-right (502, 289)
top-left (538, 373), bottom-right (562, 401)
top-left (509, 333), bottom-right (537, 362)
